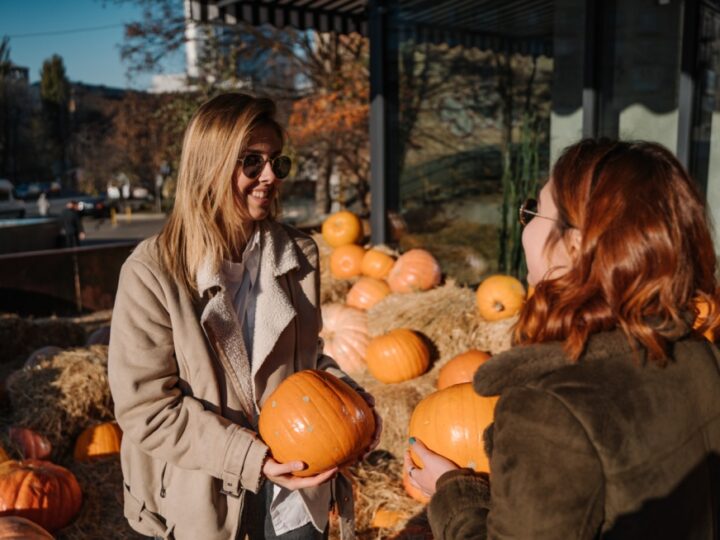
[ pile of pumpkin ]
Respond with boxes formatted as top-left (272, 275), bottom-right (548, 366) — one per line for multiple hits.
top-left (0, 326), bottom-right (132, 539)
top-left (0, 421), bottom-right (123, 538)
top-left (310, 210), bottom-right (531, 532)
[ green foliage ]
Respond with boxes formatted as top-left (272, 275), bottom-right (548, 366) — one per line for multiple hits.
top-left (40, 55), bottom-right (70, 105)
top-left (498, 113), bottom-right (541, 279)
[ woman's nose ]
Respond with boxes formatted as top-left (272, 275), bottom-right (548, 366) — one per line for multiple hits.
top-left (258, 161), bottom-right (277, 184)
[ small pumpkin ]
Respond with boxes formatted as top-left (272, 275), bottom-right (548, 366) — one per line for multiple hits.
top-left (0, 516), bottom-right (54, 539)
top-left (366, 329), bottom-right (430, 384)
top-left (387, 249), bottom-right (441, 294)
top-left (8, 427), bottom-right (52, 461)
top-left (371, 507), bottom-right (409, 528)
top-left (330, 245), bottom-right (366, 280)
top-left (361, 249), bottom-right (395, 280)
top-left (321, 210), bottom-right (362, 248)
top-left (437, 350), bottom-right (491, 390)
top-left (0, 459), bottom-right (82, 532)
top-left (346, 277), bottom-right (391, 311)
top-left (74, 421), bottom-right (123, 461)
top-left (409, 383), bottom-right (497, 473)
top-left (476, 274), bottom-right (526, 321)
top-left (320, 304), bottom-right (370, 374)
top-left (258, 370), bottom-right (375, 477)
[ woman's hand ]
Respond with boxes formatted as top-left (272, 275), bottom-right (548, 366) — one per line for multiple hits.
top-left (358, 389), bottom-right (383, 458)
top-left (404, 438), bottom-right (459, 498)
top-left (262, 457), bottom-right (337, 491)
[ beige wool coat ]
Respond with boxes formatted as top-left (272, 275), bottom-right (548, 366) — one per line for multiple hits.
top-left (108, 220), bottom-right (358, 540)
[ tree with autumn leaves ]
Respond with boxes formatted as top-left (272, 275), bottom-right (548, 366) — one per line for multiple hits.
top-left (286, 33), bottom-right (370, 216)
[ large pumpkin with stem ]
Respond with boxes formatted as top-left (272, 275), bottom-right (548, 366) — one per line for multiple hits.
top-left (320, 304), bottom-right (370, 374)
top-left (321, 211), bottom-right (362, 248)
top-left (330, 245), bottom-right (366, 280)
top-left (387, 249), bottom-right (441, 294)
top-left (437, 350), bottom-right (491, 390)
top-left (258, 370), bottom-right (375, 477)
top-left (74, 421), bottom-right (123, 461)
top-left (366, 329), bottom-right (430, 384)
top-left (8, 428), bottom-right (52, 461)
top-left (361, 249), bottom-right (395, 280)
top-left (346, 277), bottom-right (391, 311)
top-left (0, 516), bottom-right (54, 539)
top-left (0, 459), bottom-right (82, 532)
top-left (409, 383), bottom-right (497, 473)
top-left (476, 274), bottom-right (526, 321)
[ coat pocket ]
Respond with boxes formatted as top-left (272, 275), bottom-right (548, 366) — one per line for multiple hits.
top-left (123, 482), bottom-right (173, 538)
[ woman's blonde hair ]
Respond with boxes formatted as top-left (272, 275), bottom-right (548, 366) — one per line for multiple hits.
top-left (158, 93), bottom-right (283, 293)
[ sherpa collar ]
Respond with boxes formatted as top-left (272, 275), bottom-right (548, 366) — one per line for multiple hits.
top-left (472, 328), bottom-right (646, 397)
top-left (196, 220), bottom-right (300, 296)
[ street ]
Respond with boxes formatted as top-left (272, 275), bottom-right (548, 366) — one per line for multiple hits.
top-left (81, 212), bottom-right (167, 246)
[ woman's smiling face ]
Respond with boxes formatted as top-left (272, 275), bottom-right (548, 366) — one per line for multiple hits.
top-left (235, 123), bottom-right (283, 222)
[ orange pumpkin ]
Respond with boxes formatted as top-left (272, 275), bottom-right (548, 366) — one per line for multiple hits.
top-left (330, 245), bottom-right (366, 280)
top-left (258, 370), bottom-right (375, 477)
top-left (402, 466), bottom-right (429, 504)
top-left (693, 297), bottom-right (717, 341)
top-left (361, 249), bottom-right (395, 280)
top-left (320, 304), bottom-right (369, 374)
top-left (0, 459), bottom-right (82, 532)
top-left (0, 516), bottom-right (54, 539)
top-left (8, 428), bottom-right (52, 461)
top-left (387, 249), bottom-right (441, 294)
top-left (371, 507), bottom-right (409, 528)
top-left (346, 277), bottom-right (391, 311)
top-left (409, 383), bottom-right (497, 473)
top-left (476, 275), bottom-right (526, 321)
top-left (366, 329), bottom-right (430, 384)
top-left (73, 422), bottom-right (123, 461)
top-left (437, 350), bottom-right (491, 390)
top-left (321, 210), bottom-right (362, 248)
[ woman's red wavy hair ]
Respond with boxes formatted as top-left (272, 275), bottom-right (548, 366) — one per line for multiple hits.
top-left (515, 139), bottom-right (720, 363)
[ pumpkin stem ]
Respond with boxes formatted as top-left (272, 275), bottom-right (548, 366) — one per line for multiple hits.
top-left (493, 301), bottom-right (505, 312)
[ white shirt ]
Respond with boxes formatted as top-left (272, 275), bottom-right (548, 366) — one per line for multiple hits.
top-left (220, 227), bottom-right (321, 535)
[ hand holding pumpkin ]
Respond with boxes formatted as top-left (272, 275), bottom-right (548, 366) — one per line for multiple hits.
top-left (262, 457), bottom-right (338, 491)
top-left (404, 438), bottom-right (459, 498)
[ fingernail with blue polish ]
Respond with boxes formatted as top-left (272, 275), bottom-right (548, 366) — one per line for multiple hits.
top-left (409, 437), bottom-right (416, 444)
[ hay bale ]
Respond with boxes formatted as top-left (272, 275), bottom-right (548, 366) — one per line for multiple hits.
top-left (367, 280), bottom-right (514, 358)
top-left (0, 314), bottom-right (86, 367)
top-left (5, 345), bottom-right (113, 459)
top-left (57, 457), bottom-right (144, 540)
top-left (345, 453), bottom-right (425, 539)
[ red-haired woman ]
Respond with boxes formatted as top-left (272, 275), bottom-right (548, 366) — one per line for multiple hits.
top-left (406, 139), bottom-right (720, 538)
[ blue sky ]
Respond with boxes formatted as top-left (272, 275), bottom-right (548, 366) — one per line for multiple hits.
top-left (0, 0), bottom-right (185, 89)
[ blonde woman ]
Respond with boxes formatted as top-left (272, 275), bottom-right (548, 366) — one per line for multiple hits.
top-left (109, 93), bottom-right (378, 540)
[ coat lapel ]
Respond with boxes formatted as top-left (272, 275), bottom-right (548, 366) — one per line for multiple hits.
top-left (250, 221), bottom-right (300, 379)
top-left (197, 258), bottom-right (256, 420)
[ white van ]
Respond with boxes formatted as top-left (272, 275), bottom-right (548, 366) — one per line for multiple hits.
top-left (0, 179), bottom-right (26, 219)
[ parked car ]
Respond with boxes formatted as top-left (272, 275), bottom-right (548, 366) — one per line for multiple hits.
top-left (0, 179), bottom-right (26, 219)
top-left (22, 188), bottom-right (112, 219)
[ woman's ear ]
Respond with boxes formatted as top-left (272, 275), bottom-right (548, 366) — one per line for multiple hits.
top-left (564, 228), bottom-right (582, 261)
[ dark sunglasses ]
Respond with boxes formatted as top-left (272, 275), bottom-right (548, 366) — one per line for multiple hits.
top-left (519, 197), bottom-right (560, 227)
top-left (238, 153), bottom-right (292, 180)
